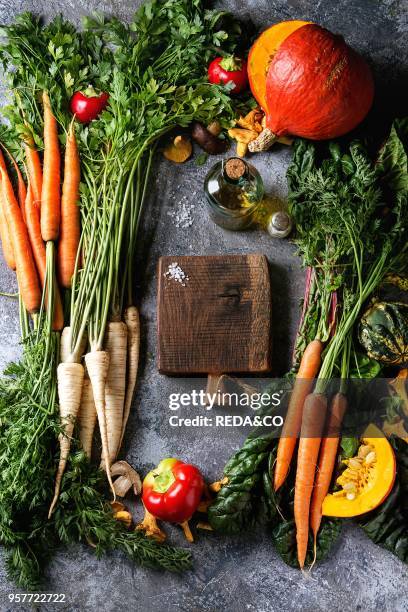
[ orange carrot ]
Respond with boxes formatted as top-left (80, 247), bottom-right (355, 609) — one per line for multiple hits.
top-left (0, 190), bottom-right (15, 270)
top-left (294, 392), bottom-right (328, 569)
top-left (0, 151), bottom-right (15, 270)
top-left (25, 186), bottom-right (64, 330)
top-left (310, 392), bottom-right (347, 549)
top-left (0, 149), bottom-right (7, 173)
top-left (24, 137), bottom-right (43, 206)
top-left (57, 124), bottom-right (80, 288)
top-left (274, 339), bottom-right (323, 491)
top-left (41, 92), bottom-right (61, 242)
top-left (0, 144), bottom-right (27, 213)
top-left (0, 167), bottom-right (41, 313)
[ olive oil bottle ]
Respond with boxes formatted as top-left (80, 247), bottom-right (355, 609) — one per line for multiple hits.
top-left (204, 157), bottom-right (293, 237)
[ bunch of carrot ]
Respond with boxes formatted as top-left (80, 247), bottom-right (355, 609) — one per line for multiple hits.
top-left (274, 269), bottom-right (350, 569)
top-left (0, 93), bottom-right (64, 328)
top-left (0, 91), bottom-right (141, 517)
top-left (274, 251), bottom-right (397, 570)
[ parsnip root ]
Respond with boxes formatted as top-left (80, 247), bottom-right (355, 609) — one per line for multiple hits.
top-left (60, 326), bottom-right (87, 364)
top-left (85, 349), bottom-right (115, 496)
top-left (103, 321), bottom-right (127, 464)
top-left (78, 375), bottom-right (96, 458)
top-left (60, 327), bottom-right (72, 364)
top-left (119, 306), bottom-right (140, 450)
top-left (49, 361), bottom-right (84, 517)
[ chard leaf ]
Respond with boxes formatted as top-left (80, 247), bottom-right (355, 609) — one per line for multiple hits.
top-left (272, 518), bottom-right (342, 568)
top-left (340, 436), bottom-right (359, 458)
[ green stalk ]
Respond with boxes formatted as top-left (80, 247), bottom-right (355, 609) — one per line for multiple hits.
top-left (122, 147), bottom-right (155, 310)
top-left (315, 248), bottom-right (390, 393)
top-left (33, 241), bottom-right (56, 395)
top-left (96, 244), bottom-right (115, 350)
top-left (339, 335), bottom-right (351, 395)
top-left (70, 168), bottom-right (125, 359)
top-left (18, 294), bottom-right (29, 339)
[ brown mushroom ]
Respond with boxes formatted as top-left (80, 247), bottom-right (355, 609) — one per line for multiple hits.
top-left (237, 109), bottom-right (264, 133)
top-left (111, 460), bottom-right (142, 498)
top-left (110, 500), bottom-right (126, 513)
top-left (113, 510), bottom-right (133, 529)
top-left (228, 127), bottom-right (259, 143)
top-left (163, 135), bottom-right (192, 163)
top-left (197, 522), bottom-right (213, 531)
top-left (207, 120), bottom-right (222, 136)
top-left (228, 127), bottom-right (259, 158)
top-left (209, 476), bottom-right (229, 493)
top-left (179, 520), bottom-right (194, 543)
top-left (191, 122), bottom-right (228, 155)
top-left (136, 506), bottom-right (167, 543)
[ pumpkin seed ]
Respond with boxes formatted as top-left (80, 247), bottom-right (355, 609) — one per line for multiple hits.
top-left (343, 482), bottom-right (356, 492)
top-left (358, 444), bottom-right (372, 458)
top-left (364, 451), bottom-right (376, 465)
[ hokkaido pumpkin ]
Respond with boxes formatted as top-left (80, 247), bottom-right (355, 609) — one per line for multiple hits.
top-left (247, 22), bottom-right (374, 150)
top-left (248, 20), bottom-right (310, 111)
top-left (322, 424), bottom-right (396, 518)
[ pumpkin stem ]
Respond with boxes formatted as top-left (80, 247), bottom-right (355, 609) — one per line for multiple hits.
top-left (248, 128), bottom-right (278, 152)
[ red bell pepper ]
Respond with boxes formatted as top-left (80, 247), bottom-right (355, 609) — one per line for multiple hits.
top-left (142, 458), bottom-right (204, 523)
top-left (208, 55), bottom-right (248, 95)
top-left (70, 86), bottom-right (109, 123)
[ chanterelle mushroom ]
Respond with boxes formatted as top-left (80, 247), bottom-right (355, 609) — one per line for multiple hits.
top-left (111, 460), bottom-right (142, 498)
top-left (136, 506), bottom-right (167, 543)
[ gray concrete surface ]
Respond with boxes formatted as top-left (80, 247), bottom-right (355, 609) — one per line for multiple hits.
top-left (0, 1), bottom-right (408, 610)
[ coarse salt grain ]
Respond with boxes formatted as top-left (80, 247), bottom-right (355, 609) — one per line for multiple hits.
top-left (167, 196), bottom-right (196, 229)
top-left (164, 262), bottom-right (189, 286)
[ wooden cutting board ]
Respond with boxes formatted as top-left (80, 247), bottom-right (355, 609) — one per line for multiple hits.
top-left (157, 254), bottom-right (271, 375)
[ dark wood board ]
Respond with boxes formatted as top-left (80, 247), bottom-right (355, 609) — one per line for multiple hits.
top-left (157, 254), bottom-right (271, 375)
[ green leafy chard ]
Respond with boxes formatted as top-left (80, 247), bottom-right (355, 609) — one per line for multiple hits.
top-left (208, 379), bottom-right (293, 534)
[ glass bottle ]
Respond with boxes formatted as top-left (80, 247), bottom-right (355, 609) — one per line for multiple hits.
top-left (204, 158), bottom-right (264, 231)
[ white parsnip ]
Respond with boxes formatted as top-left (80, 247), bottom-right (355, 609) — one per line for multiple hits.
top-left (60, 326), bottom-right (87, 364)
top-left (49, 361), bottom-right (84, 517)
top-left (102, 321), bottom-right (127, 464)
top-left (119, 306), bottom-right (140, 451)
top-left (60, 327), bottom-right (72, 364)
top-left (78, 375), bottom-right (97, 458)
top-left (85, 349), bottom-right (115, 496)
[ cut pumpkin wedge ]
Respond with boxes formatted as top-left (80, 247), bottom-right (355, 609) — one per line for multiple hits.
top-left (248, 20), bottom-right (311, 110)
top-left (322, 424), bottom-right (396, 518)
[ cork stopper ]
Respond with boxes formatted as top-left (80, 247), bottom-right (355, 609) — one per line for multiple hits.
top-left (224, 157), bottom-right (247, 181)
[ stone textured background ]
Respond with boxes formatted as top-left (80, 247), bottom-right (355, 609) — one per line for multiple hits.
top-left (0, 1), bottom-right (407, 611)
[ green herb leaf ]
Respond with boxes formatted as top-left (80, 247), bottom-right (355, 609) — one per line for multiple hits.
top-left (340, 436), bottom-right (359, 459)
top-left (195, 152), bottom-right (208, 166)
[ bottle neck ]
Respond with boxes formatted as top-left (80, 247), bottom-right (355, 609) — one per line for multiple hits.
top-left (222, 157), bottom-right (248, 184)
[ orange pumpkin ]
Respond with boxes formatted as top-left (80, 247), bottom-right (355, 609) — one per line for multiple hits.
top-left (248, 20), bottom-right (310, 111)
top-left (248, 21), bottom-right (374, 145)
top-left (322, 424), bottom-right (396, 518)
